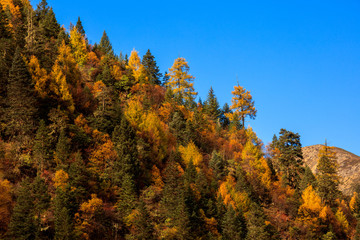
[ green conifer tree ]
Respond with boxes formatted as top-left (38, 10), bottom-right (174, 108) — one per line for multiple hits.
top-left (75, 16), bottom-right (85, 37)
top-left (276, 129), bottom-right (304, 190)
top-left (8, 178), bottom-right (36, 239)
top-left (142, 49), bottom-right (162, 85)
top-left (222, 205), bottom-right (247, 240)
top-left (316, 144), bottom-right (340, 205)
top-left (54, 129), bottom-right (70, 166)
top-left (204, 87), bottom-right (221, 121)
top-left (98, 30), bottom-right (114, 56)
top-left (5, 47), bottom-right (37, 139)
top-left (33, 120), bottom-right (52, 171)
top-left (246, 203), bottom-right (270, 240)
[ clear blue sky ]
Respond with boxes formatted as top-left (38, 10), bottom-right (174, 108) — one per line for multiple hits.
top-left (31, 0), bottom-right (360, 155)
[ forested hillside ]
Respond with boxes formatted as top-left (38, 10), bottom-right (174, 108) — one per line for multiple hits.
top-left (0, 0), bottom-right (360, 239)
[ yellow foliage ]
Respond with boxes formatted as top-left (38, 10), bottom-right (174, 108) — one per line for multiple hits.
top-left (166, 57), bottom-right (197, 102)
top-left (54, 169), bottom-right (69, 189)
top-left (111, 64), bottom-right (123, 81)
top-left (179, 141), bottom-right (203, 167)
top-left (28, 55), bottom-right (49, 98)
top-left (0, 178), bottom-right (12, 230)
top-left (88, 51), bottom-right (99, 66)
top-left (151, 165), bottom-right (164, 189)
top-left (124, 99), bottom-right (144, 127)
top-left (50, 41), bottom-right (79, 112)
top-left (74, 114), bottom-right (92, 135)
top-left (80, 194), bottom-right (103, 215)
top-left (126, 49), bottom-right (145, 83)
top-left (226, 84), bottom-right (256, 128)
top-left (335, 209), bottom-right (349, 232)
top-left (88, 134), bottom-right (117, 175)
top-left (299, 185), bottom-right (322, 214)
top-left (350, 192), bottom-right (358, 212)
top-left (70, 27), bottom-right (88, 66)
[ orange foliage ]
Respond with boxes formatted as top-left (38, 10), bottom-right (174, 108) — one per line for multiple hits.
top-left (0, 178), bottom-right (12, 233)
top-left (28, 55), bottom-right (49, 98)
top-left (179, 141), bottom-right (203, 167)
top-left (54, 169), bottom-right (69, 190)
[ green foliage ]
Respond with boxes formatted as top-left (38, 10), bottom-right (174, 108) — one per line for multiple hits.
top-left (221, 205), bottom-right (247, 240)
top-left (98, 30), bottom-right (114, 56)
top-left (8, 178), bottom-right (36, 240)
top-left (204, 87), bottom-right (221, 121)
top-left (4, 47), bottom-right (37, 139)
top-left (274, 128), bottom-right (304, 190)
top-left (142, 49), bottom-right (162, 85)
top-left (75, 17), bottom-right (85, 37)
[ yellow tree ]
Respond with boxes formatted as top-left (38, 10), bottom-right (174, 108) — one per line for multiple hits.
top-left (50, 40), bottom-right (80, 112)
top-left (126, 49), bottom-right (145, 83)
top-left (226, 84), bottom-right (256, 129)
top-left (28, 55), bottom-right (49, 98)
top-left (70, 26), bottom-right (88, 66)
top-left (166, 57), bottom-right (197, 103)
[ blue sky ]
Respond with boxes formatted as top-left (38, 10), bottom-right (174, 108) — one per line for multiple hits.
top-left (31, 0), bottom-right (360, 155)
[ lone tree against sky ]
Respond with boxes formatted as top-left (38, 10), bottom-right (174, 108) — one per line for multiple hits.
top-left (226, 83), bottom-right (256, 129)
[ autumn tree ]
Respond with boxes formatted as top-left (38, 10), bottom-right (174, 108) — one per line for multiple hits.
top-left (0, 178), bottom-right (12, 235)
top-left (142, 49), bottom-right (162, 85)
top-left (316, 144), bottom-right (340, 205)
top-left (166, 57), bottom-right (197, 104)
top-left (126, 48), bottom-right (146, 83)
top-left (70, 26), bottom-right (88, 66)
top-left (226, 83), bottom-right (256, 129)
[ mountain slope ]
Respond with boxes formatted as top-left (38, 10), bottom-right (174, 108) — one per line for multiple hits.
top-left (303, 144), bottom-right (360, 195)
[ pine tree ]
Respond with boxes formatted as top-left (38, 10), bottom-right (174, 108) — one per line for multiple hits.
top-left (276, 128), bottom-right (304, 190)
top-left (111, 116), bottom-right (139, 185)
top-left (316, 144), bottom-right (340, 205)
top-left (75, 16), bottom-right (85, 37)
top-left (221, 205), bottom-right (247, 240)
top-left (299, 165), bottom-right (317, 192)
top-left (142, 49), bottom-right (162, 85)
top-left (32, 175), bottom-right (50, 238)
top-left (126, 201), bottom-right (155, 240)
top-left (8, 178), bottom-right (36, 240)
top-left (54, 129), bottom-right (70, 166)
top-left (33, 120), bottom-right (52, 171)
top-left (209, 150), bottom-right (227, 181)
top-left (5, 47), bottom-right (37, 138)
top-left (204, 86), bottom-right (221, 121)
top-left (166, 57), bottom-right (197, 104)
top-left (160, 157), bottom-right (189, 238)
top-left (39, 7), bottom-right (60, 39)
top-left (246, 203), bottom-right (270, 240)
top-left (226, 83), bottom-right (256, 129)
top-left (220, 103), bottom-right (231, 128)
top-left (98, 30), bottom-right (114, 56)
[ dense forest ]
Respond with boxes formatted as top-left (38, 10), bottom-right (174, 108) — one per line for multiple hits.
top-left (0, 0), bottom-right (360, 239)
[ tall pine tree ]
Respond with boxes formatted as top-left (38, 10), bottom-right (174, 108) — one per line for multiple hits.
top-left (142, 49), bottom-right (162, 85)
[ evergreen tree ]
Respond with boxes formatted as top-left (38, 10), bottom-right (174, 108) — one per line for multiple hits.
top-left (276, 129), bottom-right (304, 190)
top-left (98, 30), bottom-right (114, 56)
top-left (299, 165), bottom-right (317, 192)
top-left (75, 16), bottom-right (85, 37)
top-left (54, 185), bottom-right (76, 240)
top-left (204, 86), bottom-right (221, 121)
top-left (68, 152), bottom-right (90, 203)
top-left (246, 203), bottom-right (270, 240)
top-left (8, 178), bottom-right (36, 240)
top-left (54, 129), bottom-right (70, 166)
top-left (39, 7), bottom-right (60, 39)
top-left (33, 120), bottom-right (52, 171)
top-left (160, 157), bottom-right (189, 238)
top-left (162, 70), bottom-right (169, 86)
top-left (221, 205), bottom-right (247, 240)
top-left (142, 49), bottom-right (162, 85)
top-left (32, 176), bottom-right (50, 238)
top-left (4, 47), bottom-right (37, 139)
top-left (111, 116), bottom-right (139, 185)
top-left (220, 103), bottom-right (231, 128)
top-left (316, 144), bottom-right (340, 205)
top-left (126, 201), bottom-right (155, 240)
top-left (209, 150), bottom-right (227, 181)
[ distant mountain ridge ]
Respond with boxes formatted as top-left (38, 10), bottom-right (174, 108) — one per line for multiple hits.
top-left (302, 144), bottom-right (360, 196)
